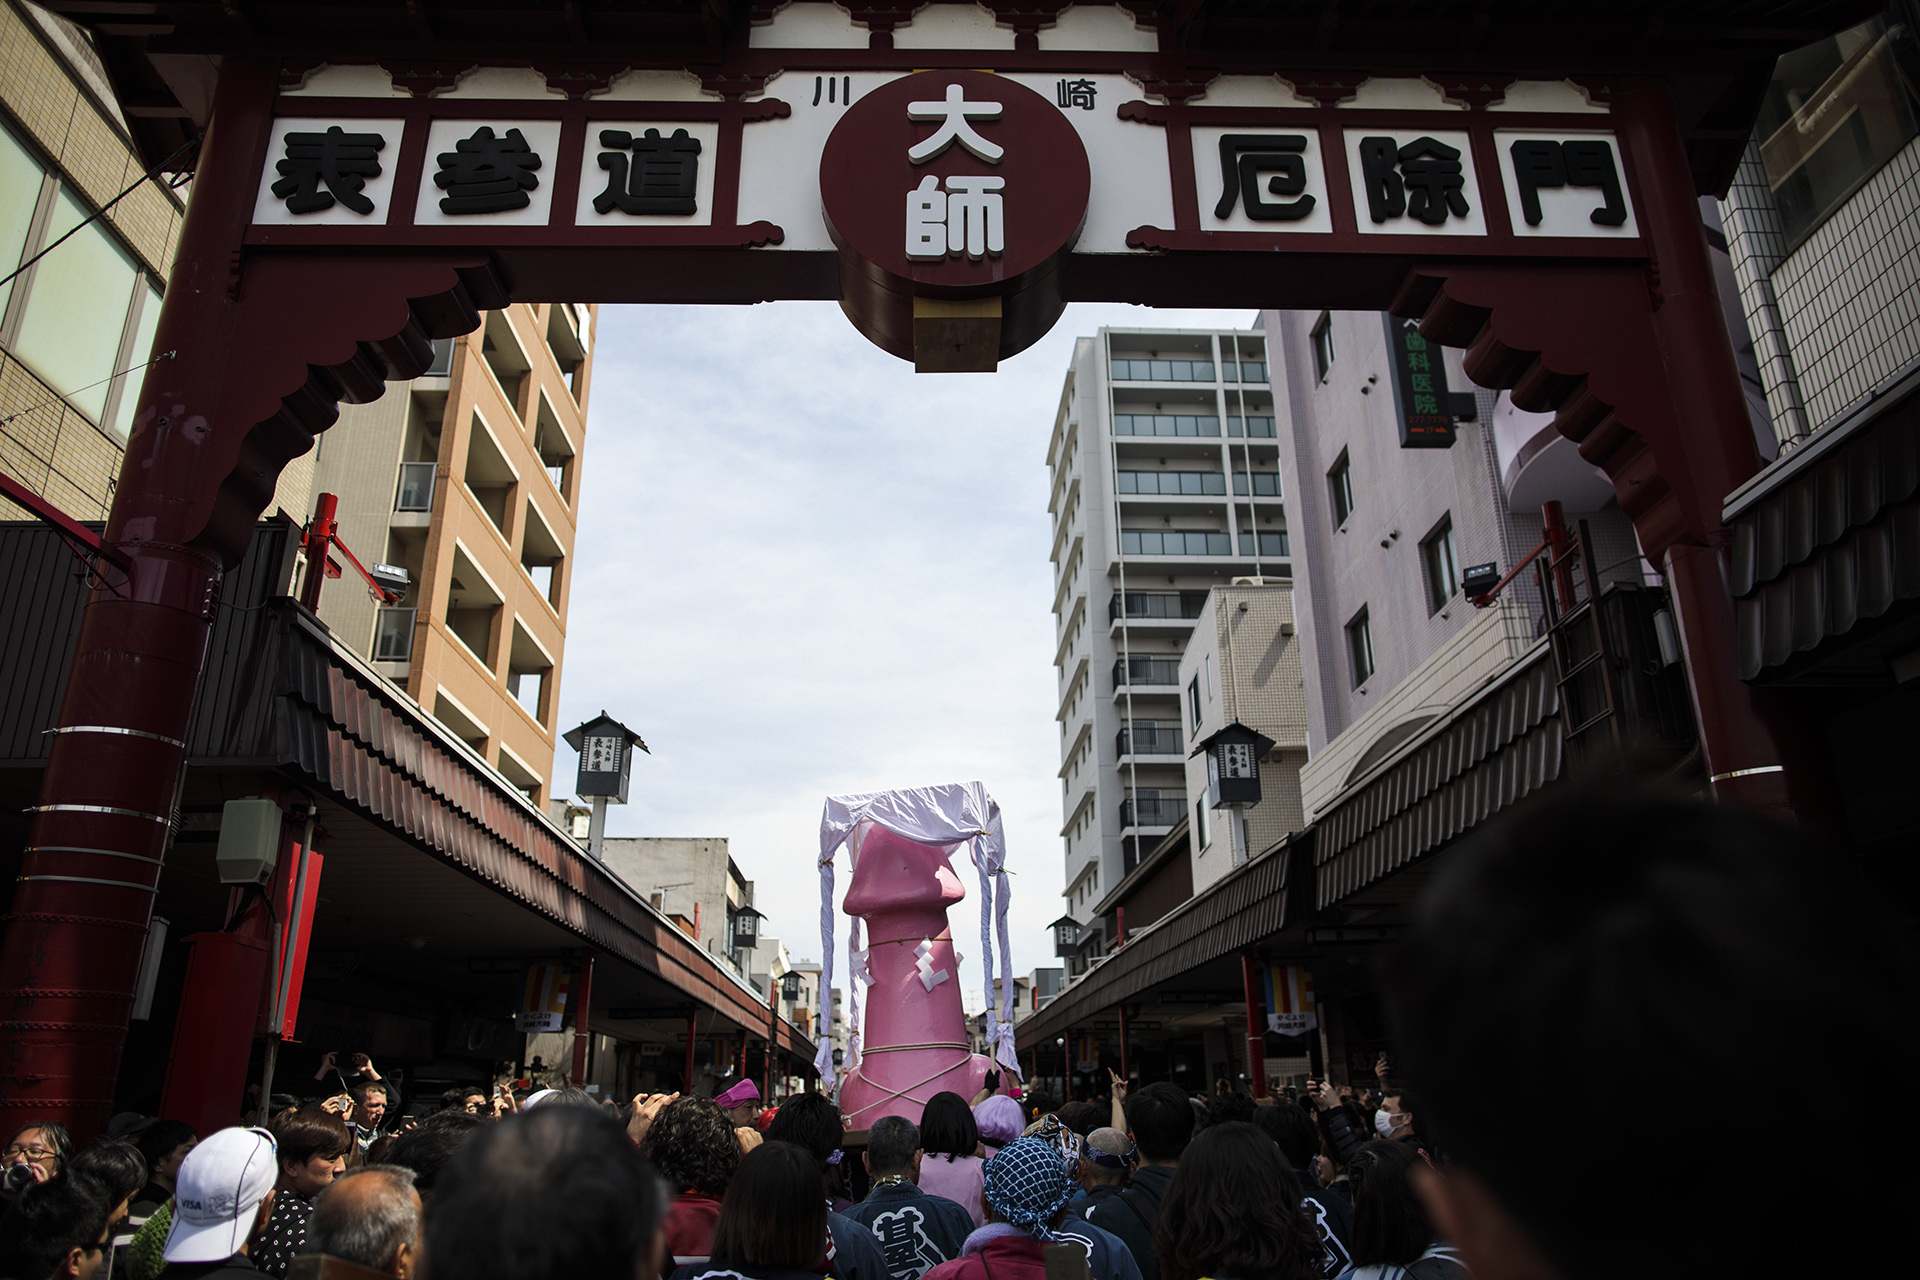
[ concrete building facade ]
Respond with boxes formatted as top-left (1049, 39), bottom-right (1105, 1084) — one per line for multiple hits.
top-left (293, 303), bottom-right (594, 806)
top-left (1174, 582), bottom-right (1310, 893)
top-left (598, 835), bottom-right (757, 974)
top-left (1045, 326), bottom-right (1289, 971)
top-left (0, 1), bottom-right (183, 523)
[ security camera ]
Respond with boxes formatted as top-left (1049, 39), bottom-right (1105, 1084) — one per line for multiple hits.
top-left (370, 562), bottom-right (411, 599)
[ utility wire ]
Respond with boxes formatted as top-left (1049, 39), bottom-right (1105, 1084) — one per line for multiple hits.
top-left (0, 136), bottom-right (199, 295)
top-left (0, 349), bottom-right (176, 426)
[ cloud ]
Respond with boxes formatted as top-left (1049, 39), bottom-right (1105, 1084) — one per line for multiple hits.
top-left (559, 300), bottom-right (1257, 1004)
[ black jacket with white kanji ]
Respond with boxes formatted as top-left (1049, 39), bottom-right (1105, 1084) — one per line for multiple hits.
top-left (841, 1183), bottom-right (974, 1280)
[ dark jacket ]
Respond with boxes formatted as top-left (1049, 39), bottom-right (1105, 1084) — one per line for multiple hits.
top-left (1300, 1182), bottom-right (1354, 1279)
top-left (829, 1208), bottom-right (892, 1280)
top-left (919, 1235), bottom-right (1045, 1280)
top-left (1085, 1163), bottom-right (1174, 1280)
top-left (250, 1189), bottom-right (311, 1280)
top-left (157, 1255), bottom-right (267, 1280)
top-left (671, 1263), bottom-right (825, 1280)
top-left (1049, 1218), bottom-right (1143, 1280)
top-left (1064, 1184), bottom-right (1123, 1220)
top-left (840, 1184), bottom-right (974, 1280)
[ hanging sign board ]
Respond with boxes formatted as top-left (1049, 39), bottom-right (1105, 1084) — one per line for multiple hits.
top-left (237, 8), bottom-right (1644, 371)
top-left (1264, 964), bottom-right (1317, 1037)
top-left (1386, 316), bottom-right (1457, 449)
top-left (517, 962), bottom-right (573, 1032)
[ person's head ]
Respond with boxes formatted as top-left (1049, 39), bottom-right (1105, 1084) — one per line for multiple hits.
top-left (270, 1107), bottom-right (353, 1199)
top-left (1204, 1091), bottom-right (1255, 1128)
top-left (350, 1081), bottom-right (391, 1130)
top-left (714, 1079), bottom-right (763, 1129)
top-left (524, 1086), bottom-right (597, 1111)
top-left (644, 1096), bottom-right (739, 1196)
top-left (1124, 1083), bottom-right (1195, 1164)
top-left (135, 1121), bottom-right (196, 1191)
top-left (1250, 1102), bottom-right (1318, 1176)
top-left (0, 1174), bottom-right (110, 1280)
top-left (1384, 783), bottom-right (1920, 1279)
top-left (66, 1142), bottom-right (147, 1227)
top-left (383, 1111), bottom-right (484, 1197)
top-left (1055, 1101), bottom-right (1102, 1137)
top-left (1154, 1121), bottom-right (1319, 1280)
top-left (971, 1095), bottom-right (1024, 1149)
top-left (164, 1127), bottom-right (279, 1264)
top-left (765, 1092), bottom-right (842, 1165)
top-left (310, 1166), bottom-right (422, 1278)
top-left (981, 1137), bottom-right (1074, 1238)
top-left (442, 1088), bottom-right (489, 1117)
top-left (6, 1124), bottom-right (74, 1182)
top-left (863, 1116), bottom-right (920, 1182)
top-left (1344, 1141), bottom-right (1430, 1267)
top-left (423, 1106), bottom-right (667, 1280)
top-left (1374, 1091), bottom-right (1416, 1143)
top-left (708, 1142), bottom-right (827, 1268)
top-left (919, 1092), bottom-right (978, 1160)
top-left (1078, 1128), bottom-right (1132, 1189)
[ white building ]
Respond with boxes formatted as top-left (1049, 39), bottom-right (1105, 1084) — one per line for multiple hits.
top-left (1045, 326), bottom-right (1289, 974)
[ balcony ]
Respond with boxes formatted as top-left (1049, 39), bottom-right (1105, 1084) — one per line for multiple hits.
top-left (1121, 529), bottom-right (1233, 556)
top-left (1238, 531), bottom-right (1290, 557)
top-left (1117, 722), bottom-right (1182, 756)
top-left (1226, 416), bottom-right (1277, 438)
top-left (1110, 590), bottom-right (1208, 622)
top-left (1112, 358), bottom-right (1213, 382)
top-left (1113, 656), bottom-right (1181, 689)
top-left (1223, 360), bottom-right (1269, 383)
top-left (1119, 794), bottom-right (1186, 827)
top-left (1119, 470), bottom-right (1226, 496)
top-left (1232, 473), bottom-right (1281, 497)
top-left (1114, 412), bottom-right (1220, 438)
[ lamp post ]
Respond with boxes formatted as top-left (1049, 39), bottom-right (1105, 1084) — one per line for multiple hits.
top-left (560, 713), bottom-right (648, 861)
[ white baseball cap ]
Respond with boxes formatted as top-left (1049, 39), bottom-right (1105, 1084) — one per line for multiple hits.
top-left (164, 1127), bottom-right (279, 1263)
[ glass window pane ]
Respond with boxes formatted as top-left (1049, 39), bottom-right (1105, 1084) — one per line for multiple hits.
top-left (1121, 531), bottom-right (1140, 554)
top-left (108, 284), bottom-right (163, 440)
top-left (0, 126), bottom-right (44, 319)
top-left (373, 608), bottom-right (416, 662)
top-left (15, 188), bottom-right (139, 420)
top-left (1233, 473), bottom-right (1248, 495)
top-left (1222, 362), bottom-right (1238, 382)
top-left (1154, 415), bottom-right (1174, 436)
top-left (1150, 360), bottom-right (1172, 381)
top-left (1227, 417), bottom-right (1243, 438)
top-left (1169, 362), bottom-right (1190, 381)
top-left (1196, 361), bottom-right (1213, 381)
top-left (1201, 416), bottom-right (1220, 436)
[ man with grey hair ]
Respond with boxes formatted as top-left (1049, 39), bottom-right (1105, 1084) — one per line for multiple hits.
top-left (308, 1166), bottom-right (420, 1278)
top-left (1066, 1128), bottom-right (1132, 1219)
top-left (843, 1116), bottom-right (971, 1280)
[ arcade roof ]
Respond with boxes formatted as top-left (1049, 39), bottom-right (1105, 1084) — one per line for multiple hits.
top-left (45, 0), bottom-right (1885, 193)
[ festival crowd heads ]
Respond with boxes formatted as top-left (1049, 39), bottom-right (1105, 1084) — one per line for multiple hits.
top-left (2, 783), bottom-right (1914, 1280)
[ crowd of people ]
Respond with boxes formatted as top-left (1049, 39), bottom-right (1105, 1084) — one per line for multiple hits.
top-left (1, 785), bottom-right (1913, 1280)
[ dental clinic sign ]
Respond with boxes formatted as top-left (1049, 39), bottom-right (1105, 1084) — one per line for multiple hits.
top-left (820, 70), bottom-right (1091, 372)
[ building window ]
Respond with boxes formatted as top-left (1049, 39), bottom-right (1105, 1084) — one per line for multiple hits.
top-left (1422, 516), bottom-right (1459, 614)
top-left (373, 608), bottom-right (415, 662)
top-left (1188, 675), bottom-right (1203, 736)
top-left (1194, 799), bottom-right (1210, 850)
top-left (396, 461), bottom-right (436, 512)
top-left (1329, 450), bottom-right (1355, 528)
top-left (1758, 12), bottom-right (1920, 247)
top-left (1310, 311), bottom-right (1335, 382)
top-left (1110, 357), bottom-right (1215, 382)
top-left (1347, 607), bottom-right (1375, 688)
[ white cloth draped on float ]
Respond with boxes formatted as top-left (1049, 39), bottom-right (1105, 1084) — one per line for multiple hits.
top-left (816, 782), bottom-right (1021, 1091)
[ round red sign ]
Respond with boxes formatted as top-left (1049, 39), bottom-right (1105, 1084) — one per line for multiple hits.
top-left (820, 69), bottom-right (1092, 293)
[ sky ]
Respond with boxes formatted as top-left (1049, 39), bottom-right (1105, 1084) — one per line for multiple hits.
top-left (554, 299), bottom-right (1257, 1001)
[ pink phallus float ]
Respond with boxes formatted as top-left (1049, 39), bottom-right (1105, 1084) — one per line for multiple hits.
top-left (817, 784), bottom-right (1021, 1127)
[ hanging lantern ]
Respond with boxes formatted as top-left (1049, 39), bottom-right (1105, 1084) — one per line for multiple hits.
top-left (1050, 914), bottom-right (1080, 957)
top-left (781, 970), bottom-right (802, 1001)
top-left (1192, 720), bottom-right (1278, 809)
top-left (731, 904), bottom-right (764, 952)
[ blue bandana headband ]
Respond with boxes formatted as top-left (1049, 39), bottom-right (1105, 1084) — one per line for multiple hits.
top-left (983, 1136), bottom-right (1075, 1242)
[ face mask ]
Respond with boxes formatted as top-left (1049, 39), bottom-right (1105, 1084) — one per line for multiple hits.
top-left (1374, 1110), bottom-right (1398, 1139)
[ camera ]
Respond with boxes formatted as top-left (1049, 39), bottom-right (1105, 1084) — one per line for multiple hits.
top-left (4, 1164), bottom-right (38, 1192)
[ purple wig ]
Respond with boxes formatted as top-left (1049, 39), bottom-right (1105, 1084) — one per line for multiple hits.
top-left (973, 1094), bottom-right (1025, 1148)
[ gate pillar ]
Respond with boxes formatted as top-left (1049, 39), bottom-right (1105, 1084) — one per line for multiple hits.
top-left (0, 57), bottom-right (503, 1137)
top-left (1392, 76), bottom-right (1835, 832)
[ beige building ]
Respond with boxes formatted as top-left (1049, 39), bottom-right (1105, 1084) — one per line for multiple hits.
top-left (288, 303), bottom-right (594, 805)
top-left (1175, 581), bottom-right (1310, 893)
top-left (0, 1), bottom-right (183, 522)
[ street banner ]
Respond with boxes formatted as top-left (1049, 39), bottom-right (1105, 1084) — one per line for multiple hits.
top-left (517, 962), bottom-right (572, 1032)
top-left (1264, 964), bottom-right (1317, 1036)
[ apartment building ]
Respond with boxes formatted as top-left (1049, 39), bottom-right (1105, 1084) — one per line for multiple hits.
top-left (599, 835), bottom-right (756, 971)
top-left (1045, 327), bottom-right (1288, 973)
top-left (290, 303), bottom-right (593, 805)
top-left (0, 2), bottom-right (182, 522)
